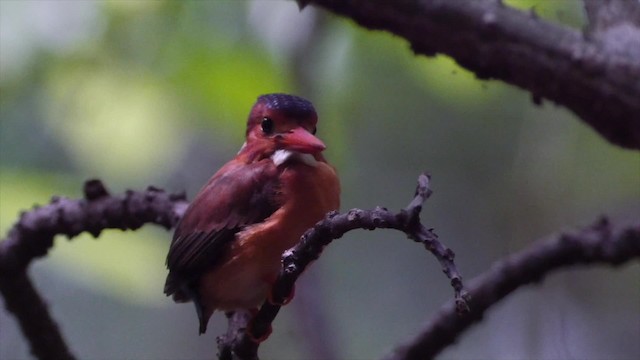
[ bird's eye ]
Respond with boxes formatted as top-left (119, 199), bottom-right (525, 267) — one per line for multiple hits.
top-left (311, 127), bottom-right (317, 135)
top-left (261, 117), bottom-right (273, 134)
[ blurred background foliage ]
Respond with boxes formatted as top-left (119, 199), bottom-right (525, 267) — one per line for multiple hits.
top-left (1, 1), bottom-right (638, 359)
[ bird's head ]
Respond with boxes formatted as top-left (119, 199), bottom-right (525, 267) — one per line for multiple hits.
top-left (239, 94), bottom-right (327, 165)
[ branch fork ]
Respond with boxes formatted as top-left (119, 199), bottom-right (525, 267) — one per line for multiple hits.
top-left (218, 173), bottom-right (468, 360)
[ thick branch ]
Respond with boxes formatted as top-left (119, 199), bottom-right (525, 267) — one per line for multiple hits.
top-left (384, 217), bottom-right (640, 360)
top-left (585, 0), bottom-right (640, 31)
top-left (0, 180), bottom-right (188, 360)
top-left (218, 174), bottom-right (469, 360)
top-left (307, 0), bottom-right (640, 149)
top-left (0, 180), bottom-right (188, 271)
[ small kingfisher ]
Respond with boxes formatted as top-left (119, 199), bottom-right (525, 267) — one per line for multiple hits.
top-left (164, 93), bottom-right (340, 336)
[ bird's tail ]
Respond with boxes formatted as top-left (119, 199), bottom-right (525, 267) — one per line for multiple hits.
top-left (181, 284), bottom-right (209, 335)
top-left (164, 274), bottom-right (211, 334)
top-left (164, 273), bottom-right (190, 302)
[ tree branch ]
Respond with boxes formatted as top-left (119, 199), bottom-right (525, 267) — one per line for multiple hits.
top-left (217, 173), bottom-right (469, 360)
top-left (0, 272), bottom-right (75, 360)
top-left (584, 0), bottom-right (640, 32)
top-left (0, 180), bottom-right (188, 360)
top-left (307, 0), bottom-right (640, 149)
top-left (383, 217), bottom-right (640, 360)
top-left (2, 174), bottom-right (638, 360)
top-left (1, 175), bottom-right (465, 360)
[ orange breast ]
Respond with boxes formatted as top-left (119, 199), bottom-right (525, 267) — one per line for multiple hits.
top-left (198, 161), bottom-right (339, 314)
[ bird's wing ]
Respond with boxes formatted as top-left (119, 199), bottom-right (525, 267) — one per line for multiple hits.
top-left (164, 159), bottom-right (280, 299)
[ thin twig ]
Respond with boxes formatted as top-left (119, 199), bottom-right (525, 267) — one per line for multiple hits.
top-left (218, 173), bottom-right (468, 359)
top-left (383, 217), bottom-right (640, 360)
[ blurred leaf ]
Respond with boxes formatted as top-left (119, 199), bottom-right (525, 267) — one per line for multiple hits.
top-left (0, 1), bottom-right (102, 81)
top-left (104, 0), bottom-right (165, 13)
top-left (165, 35), bottom-right (293, 141)
top-left (348, 22), bottom-right (505, 112)
top-left (44, 64), bottom-right (186, 184)
top-left (413, 55), bottom-right (505, 108)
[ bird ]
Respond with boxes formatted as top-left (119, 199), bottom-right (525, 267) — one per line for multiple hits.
top-left (164, 93), bottom-right (340, 336)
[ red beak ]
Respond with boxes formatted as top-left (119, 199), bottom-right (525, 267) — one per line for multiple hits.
top-left (279, 127), bottom-right (326, 154)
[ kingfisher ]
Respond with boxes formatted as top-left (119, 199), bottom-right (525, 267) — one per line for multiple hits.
top-left (164, 93), bottom-right (340, 336)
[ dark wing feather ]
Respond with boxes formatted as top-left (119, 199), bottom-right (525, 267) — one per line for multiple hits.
top-left (164, 159), bottom-right (280, 300)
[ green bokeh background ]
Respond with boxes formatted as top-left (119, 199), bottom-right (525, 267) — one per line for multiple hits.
top-left (1, 1), bottom-right (638, 359)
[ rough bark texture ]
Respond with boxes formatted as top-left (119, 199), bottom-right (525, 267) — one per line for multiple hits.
top-left (0, 180), bottom-right (189, 360)
top-left (2, 175), bottom-right (638, 360)
top-left (217, 174), bottom-right (468, 360)
top-left (307, 0), bottom-right (640, 149)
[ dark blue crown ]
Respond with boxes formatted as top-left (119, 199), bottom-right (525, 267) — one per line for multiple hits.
top-left (257, 93), bottom-right (316, 117)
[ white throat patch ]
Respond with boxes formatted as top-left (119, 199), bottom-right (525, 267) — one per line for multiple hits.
top-left (271, 149), bottom-right (318, 167)
top-left (237, 142), bottom-right (247, 154)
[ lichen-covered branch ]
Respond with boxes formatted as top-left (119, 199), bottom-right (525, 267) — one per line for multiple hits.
top-left (306, 0), bottom-right (640, 149)
top-left (0, 180), bottom-right (189, 360)
top-left (218, 173), bottom-right (469, 360)
top-left (383, 217), bottom-right (640, 360)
